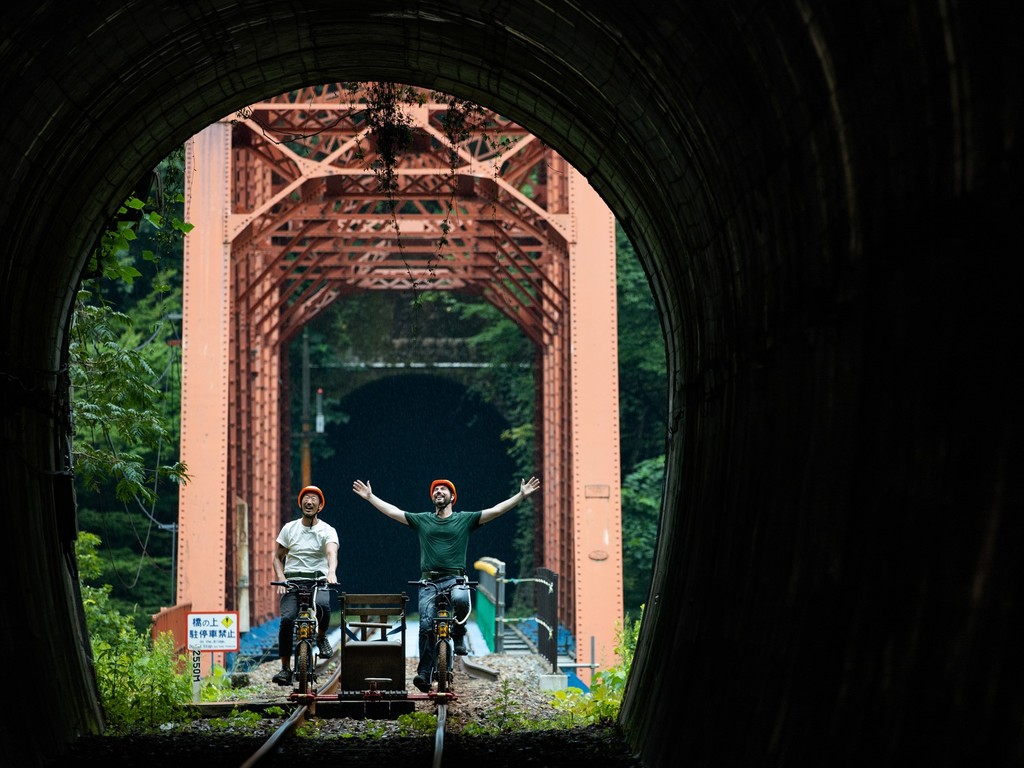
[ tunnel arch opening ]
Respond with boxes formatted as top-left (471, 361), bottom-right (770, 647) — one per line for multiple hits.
top-left (6, 5), bottom-right (1017, 767)
top-left (4, 7), bottom-right (779, 762)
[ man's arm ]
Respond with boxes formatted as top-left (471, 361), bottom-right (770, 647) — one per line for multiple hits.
top-left (273, 543), bottom-right (289, 593)
top-left (479, 476), bottom-right (541, 525)
top-left (325, 540), bottom-right (339, 583)
top-left (352, 479), bottom-right (410, 525)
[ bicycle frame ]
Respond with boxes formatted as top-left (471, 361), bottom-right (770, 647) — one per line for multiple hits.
top-left (273, 578), bottom-right (331, 696)
top-left (410, 577), bottom-right (477, 695)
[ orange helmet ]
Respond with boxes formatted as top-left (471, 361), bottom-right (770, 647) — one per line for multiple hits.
top-left (429, 479), bottom-right (457, 505)
top-left (297, 485), bottom-right (325, 509)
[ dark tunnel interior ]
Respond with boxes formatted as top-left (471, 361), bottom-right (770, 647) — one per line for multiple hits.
top-left (1, 3), bottom-right (1021, 766)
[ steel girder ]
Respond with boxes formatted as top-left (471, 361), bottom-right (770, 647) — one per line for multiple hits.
top-left (178, 85), bottom-right (622, 675)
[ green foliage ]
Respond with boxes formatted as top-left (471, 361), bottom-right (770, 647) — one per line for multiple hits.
top-left (620, 457), bottom-right (664, 618)
top-left (616, 224), bottom-right (667, 469)
top-left (70, 295), bottom-right (188, 504)
top-left (396, 710), bottom-right (438, 736)
top-left (356, 719), bottom-right (388, 739)
top-left (549, 607), bottom-right (643, 727)
top-left (614, 224), bottom-right (666, 617)
top-left (70, 164), bottom-right (197, 732)
top-left (86, 187), bottom-right (192, 288)
top-left (72, 168), bottom-right (190, 505)
top-left (91, 629), bottom-right (192, 733)
top-left (72, 154), bottom-right (191, 631)
top-left (77, 532), bottom-right (141, 643)
top-left (548, 684), bottom-right (620, 727)
top-left (295, 718), bottom-right (324, 737)
top-left (206, 708), bottom-right (264, 731)
top-left (461, 677), bottom-right (547, 734)
top-left (76, 530), bottom-right (105, 582)
top-left (77, 532), bottom-right (193, 733)
top-left (74, 506), bottom-right (178, 626)
top-left (199, 662), bottom-right (287, 703)
top-left (198, 664), bottom-right (234, 701)
top-left (359, 82), bottom-right (420, 203)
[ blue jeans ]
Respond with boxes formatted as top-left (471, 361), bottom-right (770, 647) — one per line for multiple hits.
top-left (417, 576), bottom-right (470, 676)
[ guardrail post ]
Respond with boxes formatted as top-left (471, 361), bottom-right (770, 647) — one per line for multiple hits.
top-left (535, 567), bottom-right (559, 672)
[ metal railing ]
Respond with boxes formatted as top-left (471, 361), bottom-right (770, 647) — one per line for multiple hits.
top-left (473, 559), bottom-right (561, 673)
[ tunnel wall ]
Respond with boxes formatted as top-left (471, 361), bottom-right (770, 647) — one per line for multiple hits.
top-left (1, 3), bottom-right (1021, 766)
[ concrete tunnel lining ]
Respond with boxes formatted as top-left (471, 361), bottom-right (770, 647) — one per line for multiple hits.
top-left (1, 3), bottom-right (1021, 766)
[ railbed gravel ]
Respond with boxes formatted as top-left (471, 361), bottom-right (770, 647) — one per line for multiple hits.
top-left (47, 653), bottom-right (643, 767)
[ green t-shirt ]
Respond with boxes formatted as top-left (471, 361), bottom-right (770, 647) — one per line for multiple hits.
top-left (405, 510), bottom-right (483, 576)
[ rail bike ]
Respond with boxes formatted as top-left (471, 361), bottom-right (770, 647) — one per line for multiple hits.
top-left (268, 581), bottom-right (491, 768)
top-left (271, 579), bottom-right (493, 766)
top-left (270, 578), bottom-right (337, 699)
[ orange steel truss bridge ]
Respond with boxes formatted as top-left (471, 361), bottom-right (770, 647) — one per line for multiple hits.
top-left (173, 84), bottom-right (622, 674)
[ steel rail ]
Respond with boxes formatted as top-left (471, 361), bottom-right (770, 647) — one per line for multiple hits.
top-left (238, 658), bottom-right (341, 767)
top-left (239, 702), bottom-right (309, 768)
top-left (433, 701), bottom-right (447, 768)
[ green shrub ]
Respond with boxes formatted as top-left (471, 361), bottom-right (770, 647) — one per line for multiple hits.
top-left (207, 708), bottom-right (263, 731)
top-left (91, 629), bottom-right (192, 733)
top-left (78, 531), bottom-right (193, 733)
top-left (549, 606), bottom-right (643, 727)
top-left (396, 710), bottom-right (437, 736)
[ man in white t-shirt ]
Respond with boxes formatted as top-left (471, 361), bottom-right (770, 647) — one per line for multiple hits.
top-left (271, 484), bottom-right (340, 685)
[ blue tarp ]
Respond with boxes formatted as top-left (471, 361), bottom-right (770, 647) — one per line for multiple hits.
top-left (513, 618), bottom-right (588, 691)
top-left (513, 617), bottom-right (577, 657)
top-left (225, 618), bottom-right (281, 671)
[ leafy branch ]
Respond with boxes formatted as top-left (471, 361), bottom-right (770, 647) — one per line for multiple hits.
top-left (72, 180), bottom-right (192, 506)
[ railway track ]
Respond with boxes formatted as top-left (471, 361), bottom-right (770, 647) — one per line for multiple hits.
top-left (236, 657), bottom-right (341, 768)
top-left (44, 653), bottom-right (644, 768)
top-left (231, 656), bottom-right (461, 768)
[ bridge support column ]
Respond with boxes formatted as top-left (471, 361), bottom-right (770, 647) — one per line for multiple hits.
top-left (177, 122), bottom-right (233, 647)
top-left (568, 170), bottom-right (623, 678)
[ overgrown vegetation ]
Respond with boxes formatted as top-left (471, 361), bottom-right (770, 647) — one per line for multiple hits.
top-left (549, 606), bottom-right (643, 726)
top-left (72, 150), bottom-right (192, 632)
top-left (394, 710), bottom-right (438, 736)
top-left (460, 678), bottom-right (553, 734)
top-left (77, 531), bottom-right (193, 733)
top-left (71, 159), bottom-right (198, 730)
top-left (205, 708), bottom-right (264, 731)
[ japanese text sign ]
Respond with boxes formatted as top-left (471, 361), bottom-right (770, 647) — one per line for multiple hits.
top-left (186, 611), bottom-right (240, 651)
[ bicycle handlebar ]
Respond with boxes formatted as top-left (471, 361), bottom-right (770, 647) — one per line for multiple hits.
top-left (272, 578), bottom-right (336, 589)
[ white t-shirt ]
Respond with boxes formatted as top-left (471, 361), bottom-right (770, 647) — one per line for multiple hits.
top-left (276, 518), bottom-right (339, 577)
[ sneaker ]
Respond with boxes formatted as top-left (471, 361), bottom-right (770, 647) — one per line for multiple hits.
top-left (317, 636), bottom-right (334, 659)
top-left (454, 636), bottom-right (468, 656)
top-left (412, 674), bottom-right (430, 693)
top-left (272, 668), bottom-right (292, 686)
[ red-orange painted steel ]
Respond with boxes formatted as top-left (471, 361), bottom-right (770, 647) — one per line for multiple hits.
top-left (178, 85), bottom-right (622, 675)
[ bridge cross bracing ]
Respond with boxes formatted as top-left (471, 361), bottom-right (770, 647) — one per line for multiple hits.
top-left (174, 84), bottom-right (622, 677)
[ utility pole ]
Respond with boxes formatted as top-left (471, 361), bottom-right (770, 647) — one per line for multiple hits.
top-left (300, 328), bottom-right (326, 487)
top-left (301, 327), bottom-right (311, 487)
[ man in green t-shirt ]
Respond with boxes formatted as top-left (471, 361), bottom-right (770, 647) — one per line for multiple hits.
top-left (352, 474), bottom-right (541, 692)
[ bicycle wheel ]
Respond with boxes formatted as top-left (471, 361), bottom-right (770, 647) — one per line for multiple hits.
top-left (436, 639), bottom-right (450, 694)
top-left (296, 640), bottom-right (312, 694)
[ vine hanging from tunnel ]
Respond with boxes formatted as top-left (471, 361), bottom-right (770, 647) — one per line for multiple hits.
top-left (353, 82), bottom-right (499, 302)
top-left (236, 82), bottom-right (522, 317)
